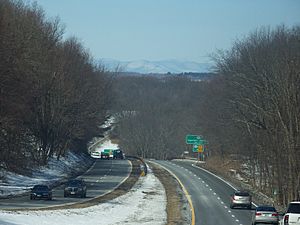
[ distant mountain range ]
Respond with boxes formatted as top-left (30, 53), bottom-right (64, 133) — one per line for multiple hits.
top-left (101, 59), bottom-right (213, 74)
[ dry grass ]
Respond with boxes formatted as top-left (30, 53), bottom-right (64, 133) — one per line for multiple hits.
top-left (149, 162), bottom-right (190, 225)
top-left (203, 155), bottom-right (241, 173)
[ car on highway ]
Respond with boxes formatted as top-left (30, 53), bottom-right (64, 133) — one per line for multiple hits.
top-left (283, 201), bottom-right (300, 225)
top-left (101, 151), bottom-right (110, 159)
top-left (230, 190), bottom-right (252, 209)
top-left (64, 179), bottom-right (87, 198)
top-left (91, 151), bottom-right (101, 158)
top-left (113, 149), bottom-right (124, 159)
top-left (252, 205), bottom-right (279, 225)
top-left (30, 185), bottom-right (52, 200)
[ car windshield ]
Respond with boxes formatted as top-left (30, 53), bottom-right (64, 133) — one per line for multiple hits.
top-left (256, 206), bottom-right (276, 212)
top-left (287, 203), bottom-right (300, 213)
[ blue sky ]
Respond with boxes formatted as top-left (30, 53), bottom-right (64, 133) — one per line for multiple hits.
top-left (31, 0), bottom-right (299, 63)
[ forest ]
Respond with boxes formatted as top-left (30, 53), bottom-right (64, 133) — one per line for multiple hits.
top-left (0, 0), bottom-right (111, 170)
top-left (113, 25), bottom-right (300, 206)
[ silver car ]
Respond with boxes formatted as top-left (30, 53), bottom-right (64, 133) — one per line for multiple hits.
top-left (230, 190), bottom-right (252, 209)
top-left (252, 205), bottom-right (279, 225)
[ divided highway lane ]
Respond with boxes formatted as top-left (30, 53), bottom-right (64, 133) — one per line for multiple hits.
top-left (155, 160), bottom-right (253, 225)
top-left (0, 159), bottom-right (131, 210)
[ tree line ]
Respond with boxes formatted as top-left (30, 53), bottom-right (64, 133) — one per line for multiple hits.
top-left (209, 25), bottom-right (300, 206)
top-left (112, 76), bottom-right (203, 159)
top-left (113, 25), bottom-right (300, 206)
top-left (0, 0), bottom-right (111, 171)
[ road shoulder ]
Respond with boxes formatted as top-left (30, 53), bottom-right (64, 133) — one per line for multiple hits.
top-left (148, 161), bottom-right (191, 225)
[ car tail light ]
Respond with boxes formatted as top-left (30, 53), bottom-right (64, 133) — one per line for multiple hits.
top-left (272, 213), bottom-right (278, 217)
top-left (284, 215), bottom-right (289, 224)
top-left (256, 212), bottom-right (262, 216)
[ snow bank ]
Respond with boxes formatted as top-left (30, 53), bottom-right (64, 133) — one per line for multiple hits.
top-left (0, 168), bottom-right (167, 225)
top-left (0, 152), bottom-right (93, 198)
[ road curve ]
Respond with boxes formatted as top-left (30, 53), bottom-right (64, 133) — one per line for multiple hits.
top-left (0, 159), bottom-right (131, 210)
top-left (154, 160), bottom-right (253, 225)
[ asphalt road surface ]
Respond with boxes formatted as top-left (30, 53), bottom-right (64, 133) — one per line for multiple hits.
top-left (0, 159), bottom-right (131, 210)
top-left (155, 160), bottom-right (254, 225)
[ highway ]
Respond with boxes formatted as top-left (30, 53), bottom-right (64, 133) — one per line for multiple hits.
top-left (155, 160), bottom-right (253, 225)
top-left (0, 159), bottom-right (131, 210)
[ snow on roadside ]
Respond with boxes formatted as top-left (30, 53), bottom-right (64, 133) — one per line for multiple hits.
top-left (0, 168), bottom-right (167, 225)
top-left (0, 152), bottom-right (93, 198)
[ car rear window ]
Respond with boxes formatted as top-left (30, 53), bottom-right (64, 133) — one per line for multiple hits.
top-left (256, 206), bottom-right (276, 212)
top-left (67, 180), bottom-right (83, 186)
top-left (33, 185), bottom-right (48, 190)
top-left (287, 203), bottom-right (300, 213)
top-left (235, 192), bottom-right (250, 196)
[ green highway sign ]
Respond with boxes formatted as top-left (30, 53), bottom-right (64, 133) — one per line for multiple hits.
top-left (186, 135), bottom-right (203, 144)
top-left (193, 144), bottom-right (204, 153)
top-left (202, 140), bottom-right (209, 144)
top-left (186, 135), bottom-right (202, 144)
top-left (192, 145), bottom-right (198, 152)
top-left (197, 140), bottom-right (206, 145)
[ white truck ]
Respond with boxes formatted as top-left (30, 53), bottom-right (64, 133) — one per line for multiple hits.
top-left (283, 201), bottom-right (300, 225)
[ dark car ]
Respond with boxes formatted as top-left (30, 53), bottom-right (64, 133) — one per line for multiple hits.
top-left (113, 149), bottom-right (124, 159)
top-left (30, 185), bottom-right (52, 200)
top-left (64, 179), bottom-right (87, 198)
top-left (230, 190), bottom-right (252, 209)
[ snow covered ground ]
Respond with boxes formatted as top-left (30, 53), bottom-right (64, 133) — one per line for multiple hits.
top-left (0, 152), bottom-right (93, 198)
top-left (0, 167), bottom-right (167, 225)
top-left (0, 139), bottom-right (117, 198)
top-left (0, 138), bottom-right (167, 225)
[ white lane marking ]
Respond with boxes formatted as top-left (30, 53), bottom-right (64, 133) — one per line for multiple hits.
top-left (175, 162), bottom-right (245, 225)
top-left (191, 164), bottom-right (258, 207)
top-left (192, 164), bottom-right (236, 189)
